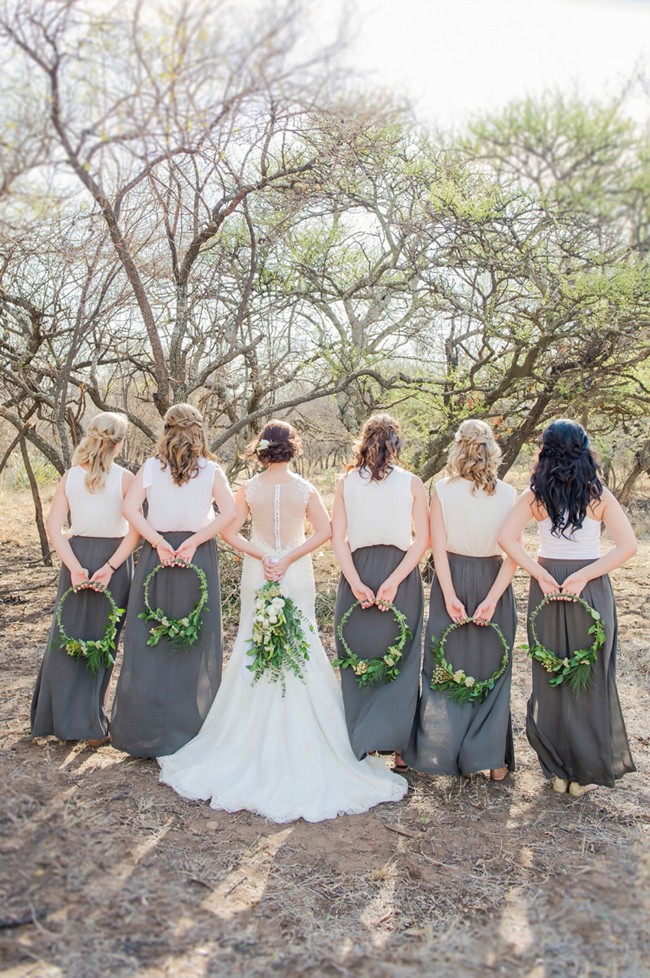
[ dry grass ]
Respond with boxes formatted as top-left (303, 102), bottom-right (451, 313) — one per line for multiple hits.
top-left (1, 488), bottom-right (649, 978)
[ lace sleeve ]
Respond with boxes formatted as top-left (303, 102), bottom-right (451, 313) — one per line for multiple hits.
top-left (243, 476), bottom-right (259, 505)
top-left (297, 477), bottom-right (315, 506)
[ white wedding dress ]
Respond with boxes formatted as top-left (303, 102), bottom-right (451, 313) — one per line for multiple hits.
top-left (158, 474), bottom-right (407, 822)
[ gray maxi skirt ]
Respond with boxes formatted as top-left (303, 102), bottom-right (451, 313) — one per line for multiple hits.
top-left (526, 557), bottom-right (635, 787)
top-left (110, 532), bottom-right (222, 758)
top-left (334, 545), bottom-right (423, 760)
top-left (405, 553), bottom-right (516, 776)
top-left (31, 536), bottom-right (132, 741)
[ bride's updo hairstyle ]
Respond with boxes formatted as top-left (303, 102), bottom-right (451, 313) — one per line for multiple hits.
top-left (348, 414), bottom-right (402, 482)
top-left (446, 419), bottom-right (501, 495)
top-left (530, 419), bottom-right (603, 537)
top-left (157, 403), bottom-right (215, 486)
top-left (72, 411), bottom-right (128, 493)
top-left (246, 419), bottom-right (302, 464)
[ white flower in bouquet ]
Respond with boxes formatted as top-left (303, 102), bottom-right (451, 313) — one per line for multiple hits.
top-left (246, 580), bottom-right (311, 693)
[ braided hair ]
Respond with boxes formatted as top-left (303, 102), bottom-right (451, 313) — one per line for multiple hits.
top-left (157, 403), bottom-right (215, 486)
top-left (72, 412), bottom-right (128, 492)
top-left (446, 419), bottom-right (501, 495)
top-left (530, 419), bottom-right (603, 536)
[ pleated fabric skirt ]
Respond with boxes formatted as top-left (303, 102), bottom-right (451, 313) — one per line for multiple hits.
top-left (31, 536), bottom-right (132, 741)
top-left (405, 553), bottom-right (516, 776)
top-left (334, 545), bottom-right (423, 760)
top-left (526, 557), bottom-right (635, 788)
top-left (110, 532), bottom-right (222, 757)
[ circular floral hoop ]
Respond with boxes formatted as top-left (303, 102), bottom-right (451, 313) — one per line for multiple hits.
top-left (333, 601), bottom-right (412, 688)
top-left (55, 584), bottom-right (125, 676)
top-left (524, 592), bottom-right (605, 691)
top-left (138, 560), bottom-right (208, 650)
top-left (430, 618), bottom-right (510, 704)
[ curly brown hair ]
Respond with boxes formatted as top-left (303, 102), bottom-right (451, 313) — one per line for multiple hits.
top-left (246, 419), bottom-right (302, 465)
top-left (347, 414), bottom-right (402, 482)
top-left (157, 403), bottom-right (215, 486)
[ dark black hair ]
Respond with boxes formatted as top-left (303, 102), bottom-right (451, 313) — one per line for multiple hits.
top-left (530, 419), bottom-right (603, 536)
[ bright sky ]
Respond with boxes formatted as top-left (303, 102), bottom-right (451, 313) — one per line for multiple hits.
top-left (317, 0), bottom-right (650, 127)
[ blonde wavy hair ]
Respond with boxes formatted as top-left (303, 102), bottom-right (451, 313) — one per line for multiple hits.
top-left (347, 414), bottom-right (403, 482)
top-left (446, 419), bottom-right (501, 495)
top-left (72, 411), bottom-right (128, 493)
top-left (157, 403), bottom-right (214, 486)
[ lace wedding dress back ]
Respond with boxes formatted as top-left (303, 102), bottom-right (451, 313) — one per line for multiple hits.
top-left (159, 472), bottom-right (407, 823)
top-left (245, 474), bottom-right (311, 554)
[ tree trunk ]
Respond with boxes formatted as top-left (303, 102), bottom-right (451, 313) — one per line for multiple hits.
top-left (19, 437), bottom-right (52, 567)
top-left (616, 438), bottom-right (650, 504)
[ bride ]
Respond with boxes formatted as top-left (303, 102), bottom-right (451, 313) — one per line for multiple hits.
top-left (158, 420), bottom-right (407, 822)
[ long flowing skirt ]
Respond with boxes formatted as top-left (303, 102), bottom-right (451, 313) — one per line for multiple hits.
top-left (110, 532), bottom-right (222, 757)
top-left (31, 536), bottom-right (132, 741)
top-left (526, 557), bottom-right (635, 787)
top-left (158, 550), bottom-right (407, 823)
top-left (333, 545), bottom-right (423, 760)
top-left (405, 553), bottom-right (516, 776)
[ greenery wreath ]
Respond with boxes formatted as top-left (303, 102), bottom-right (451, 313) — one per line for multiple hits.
top-left (430, 618), bottom-right (510, 705)
top-left (523, 592), bottom-right (605, 691)
top-left (55, 583), bottom-right (125, 676)
top-left (246, 581), bottom-right (313, 694)
top-left (333, 601), bottom-right (412, 688)
top-left (138, 559), bottom-right (208, 650)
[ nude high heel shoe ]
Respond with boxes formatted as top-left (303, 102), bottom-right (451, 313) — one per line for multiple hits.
top-left (569, 782), bottom-right (597, 797)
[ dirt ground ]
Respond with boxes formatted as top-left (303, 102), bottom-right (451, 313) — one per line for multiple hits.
top-left (1, 489), bottom-right (649, 978)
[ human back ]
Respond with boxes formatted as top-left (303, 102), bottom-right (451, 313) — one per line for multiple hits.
top-left (342, 465), bottom-right (413, 552)
top-left (110, 402), bottom-right (236, 758)
top-left (436, 476), bottom-right (516, 557)
top-left (497, 418), bottom-right (637, 795)
top-left (245, 474), bottom-right (313, 555)
top-left (332, 413), bottom-right (428, 765)
top-left (31, 410), bottom-right (137, 744)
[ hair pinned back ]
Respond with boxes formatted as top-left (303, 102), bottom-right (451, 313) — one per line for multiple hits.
top-left (530, 419), bottom-right (603, 536)
top-left (157, 403), bottom-right (214, 486)
top-left (348, 414), bottom-right (402, 482)
top-left (246, 419), bottom-right (301, 464)
top-left (446, 419), bottom-right (501, 495)
top-left (72, 411), bottom-right (128, 493)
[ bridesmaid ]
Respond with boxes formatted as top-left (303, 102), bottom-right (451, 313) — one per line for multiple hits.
top-left (31, 411), bottom-right (139, 745)
top-left (332, 414), bottom-right (429, 768)
top-left (405, 420), bottom-right (518, 780)
top-left (499, 419), bottom-right (637, 796)
top-left (110, 403), bottom-right (236, 757)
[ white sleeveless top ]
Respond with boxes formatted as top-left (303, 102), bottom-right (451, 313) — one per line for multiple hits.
top-left (65, 464), bottom-right (129, 538)
top-left (537, 516), bottom-right (601, 559)
top-left (436, 477), bottom-right (516, 557)
top-left (143, 456), bottom-right (219, 532)
top-left (342, 465), bottom-right (413, 552)
top-left (244, 474), bottom-right (314, 556)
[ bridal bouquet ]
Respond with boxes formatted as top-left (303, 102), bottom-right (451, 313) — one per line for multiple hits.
top-left (246, 582), bottom-right (312, 694)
